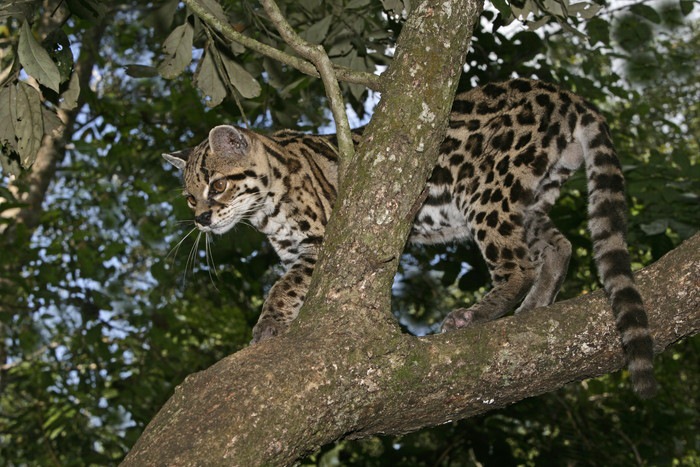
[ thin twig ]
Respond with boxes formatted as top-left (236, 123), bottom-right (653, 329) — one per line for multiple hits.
top-left (258, 0), bottom-right (355, 176)
top-left (183, 0), bottom-right (381, 93)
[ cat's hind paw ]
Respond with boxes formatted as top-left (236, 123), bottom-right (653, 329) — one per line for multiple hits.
top-left (441, 308), bottom-right (476, 332)
top-left (251, 318), bottom-right (286, 344)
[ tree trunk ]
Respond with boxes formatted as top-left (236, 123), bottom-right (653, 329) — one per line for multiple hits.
top-left (123, 0), bottom-right (699, 463)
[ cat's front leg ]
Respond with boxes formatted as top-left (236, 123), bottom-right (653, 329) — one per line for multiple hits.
top-left (251, 256), bottom-right (315, 343)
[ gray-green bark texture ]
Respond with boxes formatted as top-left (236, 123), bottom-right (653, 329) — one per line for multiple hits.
top-left (125, 234), bottom-right (699, 466)
top-left (123, 0), bottom-right (700, 464)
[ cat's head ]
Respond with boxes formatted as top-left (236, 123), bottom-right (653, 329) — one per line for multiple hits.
top-left (163, 125), bottom-right (270, 234)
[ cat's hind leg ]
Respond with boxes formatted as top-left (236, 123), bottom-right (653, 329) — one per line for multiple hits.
top-left (442, 218), bottom-right (535, 331)
top-left (515, 210), bottom-right (572, 314)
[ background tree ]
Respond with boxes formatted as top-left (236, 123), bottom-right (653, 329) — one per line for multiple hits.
top-left (0, 0), bottom-right (698, 465)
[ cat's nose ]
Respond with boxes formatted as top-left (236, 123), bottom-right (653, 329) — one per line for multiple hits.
top-left (195, 211), bottom-right (212, 226)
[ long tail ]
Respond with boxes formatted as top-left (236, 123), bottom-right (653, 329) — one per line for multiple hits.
top-left (579, 116), bottom-right (658, 398)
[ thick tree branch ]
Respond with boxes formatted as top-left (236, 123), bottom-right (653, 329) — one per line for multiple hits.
top-left (123, 234), bottom-right (699, 466)
top-left (183, 0), bottom-right (381, 91)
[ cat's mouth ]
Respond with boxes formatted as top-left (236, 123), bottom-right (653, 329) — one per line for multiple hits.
top-left (200, 216), bottom-right (239, 235)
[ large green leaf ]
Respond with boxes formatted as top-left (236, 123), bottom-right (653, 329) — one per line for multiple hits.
top-left (300, 15), bottom-right (333, 44)
top-left (221, 57), bottom-right (261, 99)
top-left (0, 82), bottom-right (45, 168)
top-left (197, 0), bottom-right (229, 24)
top-left (630, 3), bottom-right (662, 23)
top-left (158, 22), bottom-right (194, 79)
top-left (0, 85), bottom-right (15, 150)
top-left (586, 17), bottom-right (610, 46)
top-left (194, 49), bottom-right (226, 107)
top-left (18, 21), bottom-right (60, 93)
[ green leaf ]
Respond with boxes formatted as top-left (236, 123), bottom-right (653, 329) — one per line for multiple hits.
top-left (59, 70), bottom-right (81, 110)
top-left (149, 0), bottom-right (180, 31)
top-left (586, 17), bottom-right (610, 45)
top-left (221, 57), bottom-right (261, 99)
top-left (0, 0), bottom-right (35, 22)
top-left (42, 107), bottom-right (62, 140)
top-left (347, 0), bottom-right (371, 8)
top-left (16, 82), bottom-right (46, 166)
top-left (328, 39), bottom-right (354, 58)
top-left (194, 49), bottom-right (226, 108)
top-left (158, 22), bottom-right (194, 79)
top-left (65, 0), bottom-right (107, 21)
top-left (614, 15), bottom-right (653, 52)
top-left (490, 0), bottom-right (513, 19)
top-left (301, 15), bottom-right (333, 44)
top-left (42, 29), bottom-right (74, 84)
top-left (641, 219), bottom-right (669, 235)
top-left (197, 0), bottom-right (229, 24)
top-left (630, 3), bottom-right (662, 23)
top-left (0, 85), bottom-right (15, 150)
top-left (567, 1), bottom-right (601, 19)
top-left (18, 21), bottom-right (61, 93)
top-left (381, 0), bottom-right (406, 14)
top-left (680, 0), bottom-right (694, 15)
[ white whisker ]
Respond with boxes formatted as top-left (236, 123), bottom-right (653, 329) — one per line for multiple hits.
top-left (166, 225), bottom-right (198, 264)
top-left (184, 231), bottom-right (202, 285)
top-left (205, 232), bottom-right (220, 288)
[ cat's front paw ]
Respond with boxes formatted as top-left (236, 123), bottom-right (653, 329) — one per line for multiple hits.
top-left (251, 318), bottom-right (286, 344)
top-left (441, 308), bottom-right (476, 332)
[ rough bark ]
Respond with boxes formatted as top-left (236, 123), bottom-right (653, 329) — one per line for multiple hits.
top-left (123, 0), bottom-right (699, 464)
top-left (123, 235), bottom-right (699, 466)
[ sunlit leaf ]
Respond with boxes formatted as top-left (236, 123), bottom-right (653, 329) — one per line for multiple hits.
top-left (0, 85), bottom-right (16, 150)
top-left (542, 0), bottom-right (566, 17)
top-left (3, 82), bottom-right (45, 168)
top-left (158, 22), bottom-right (194, 79)
top-left (18, 21), bottom-right (61, 93)
top-left (381, 0), bottom-right (407, 14)
top-left (568, 1), bottom-right (601, 19)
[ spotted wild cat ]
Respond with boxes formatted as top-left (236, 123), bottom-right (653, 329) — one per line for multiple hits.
top-left (163, 78), bottom-right (657, 398)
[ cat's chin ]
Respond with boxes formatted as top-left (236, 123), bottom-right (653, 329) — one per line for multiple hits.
top-left (208, 217), bottom-right (239, 235)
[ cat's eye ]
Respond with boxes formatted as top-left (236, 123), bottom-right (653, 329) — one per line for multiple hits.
top-left (185, 195), bottom-right (196, 207)
top-left (210, 179), bottom-right (227, 195)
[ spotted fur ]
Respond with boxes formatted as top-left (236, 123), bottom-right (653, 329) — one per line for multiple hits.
top-left (164, 78), bottom-right (657, 398)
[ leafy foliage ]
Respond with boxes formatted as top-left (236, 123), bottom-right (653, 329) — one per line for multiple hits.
top-left (0, 0), bottom-right (698, 465)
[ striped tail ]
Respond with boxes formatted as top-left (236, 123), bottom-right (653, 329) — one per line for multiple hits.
top-left (579, 117), bottom-right (658, 398)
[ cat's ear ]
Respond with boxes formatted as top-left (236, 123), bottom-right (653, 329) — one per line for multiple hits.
top-left (162, 149), bottom-right (191, 171)
top-left (209, 125), bottom-right (249, 157)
